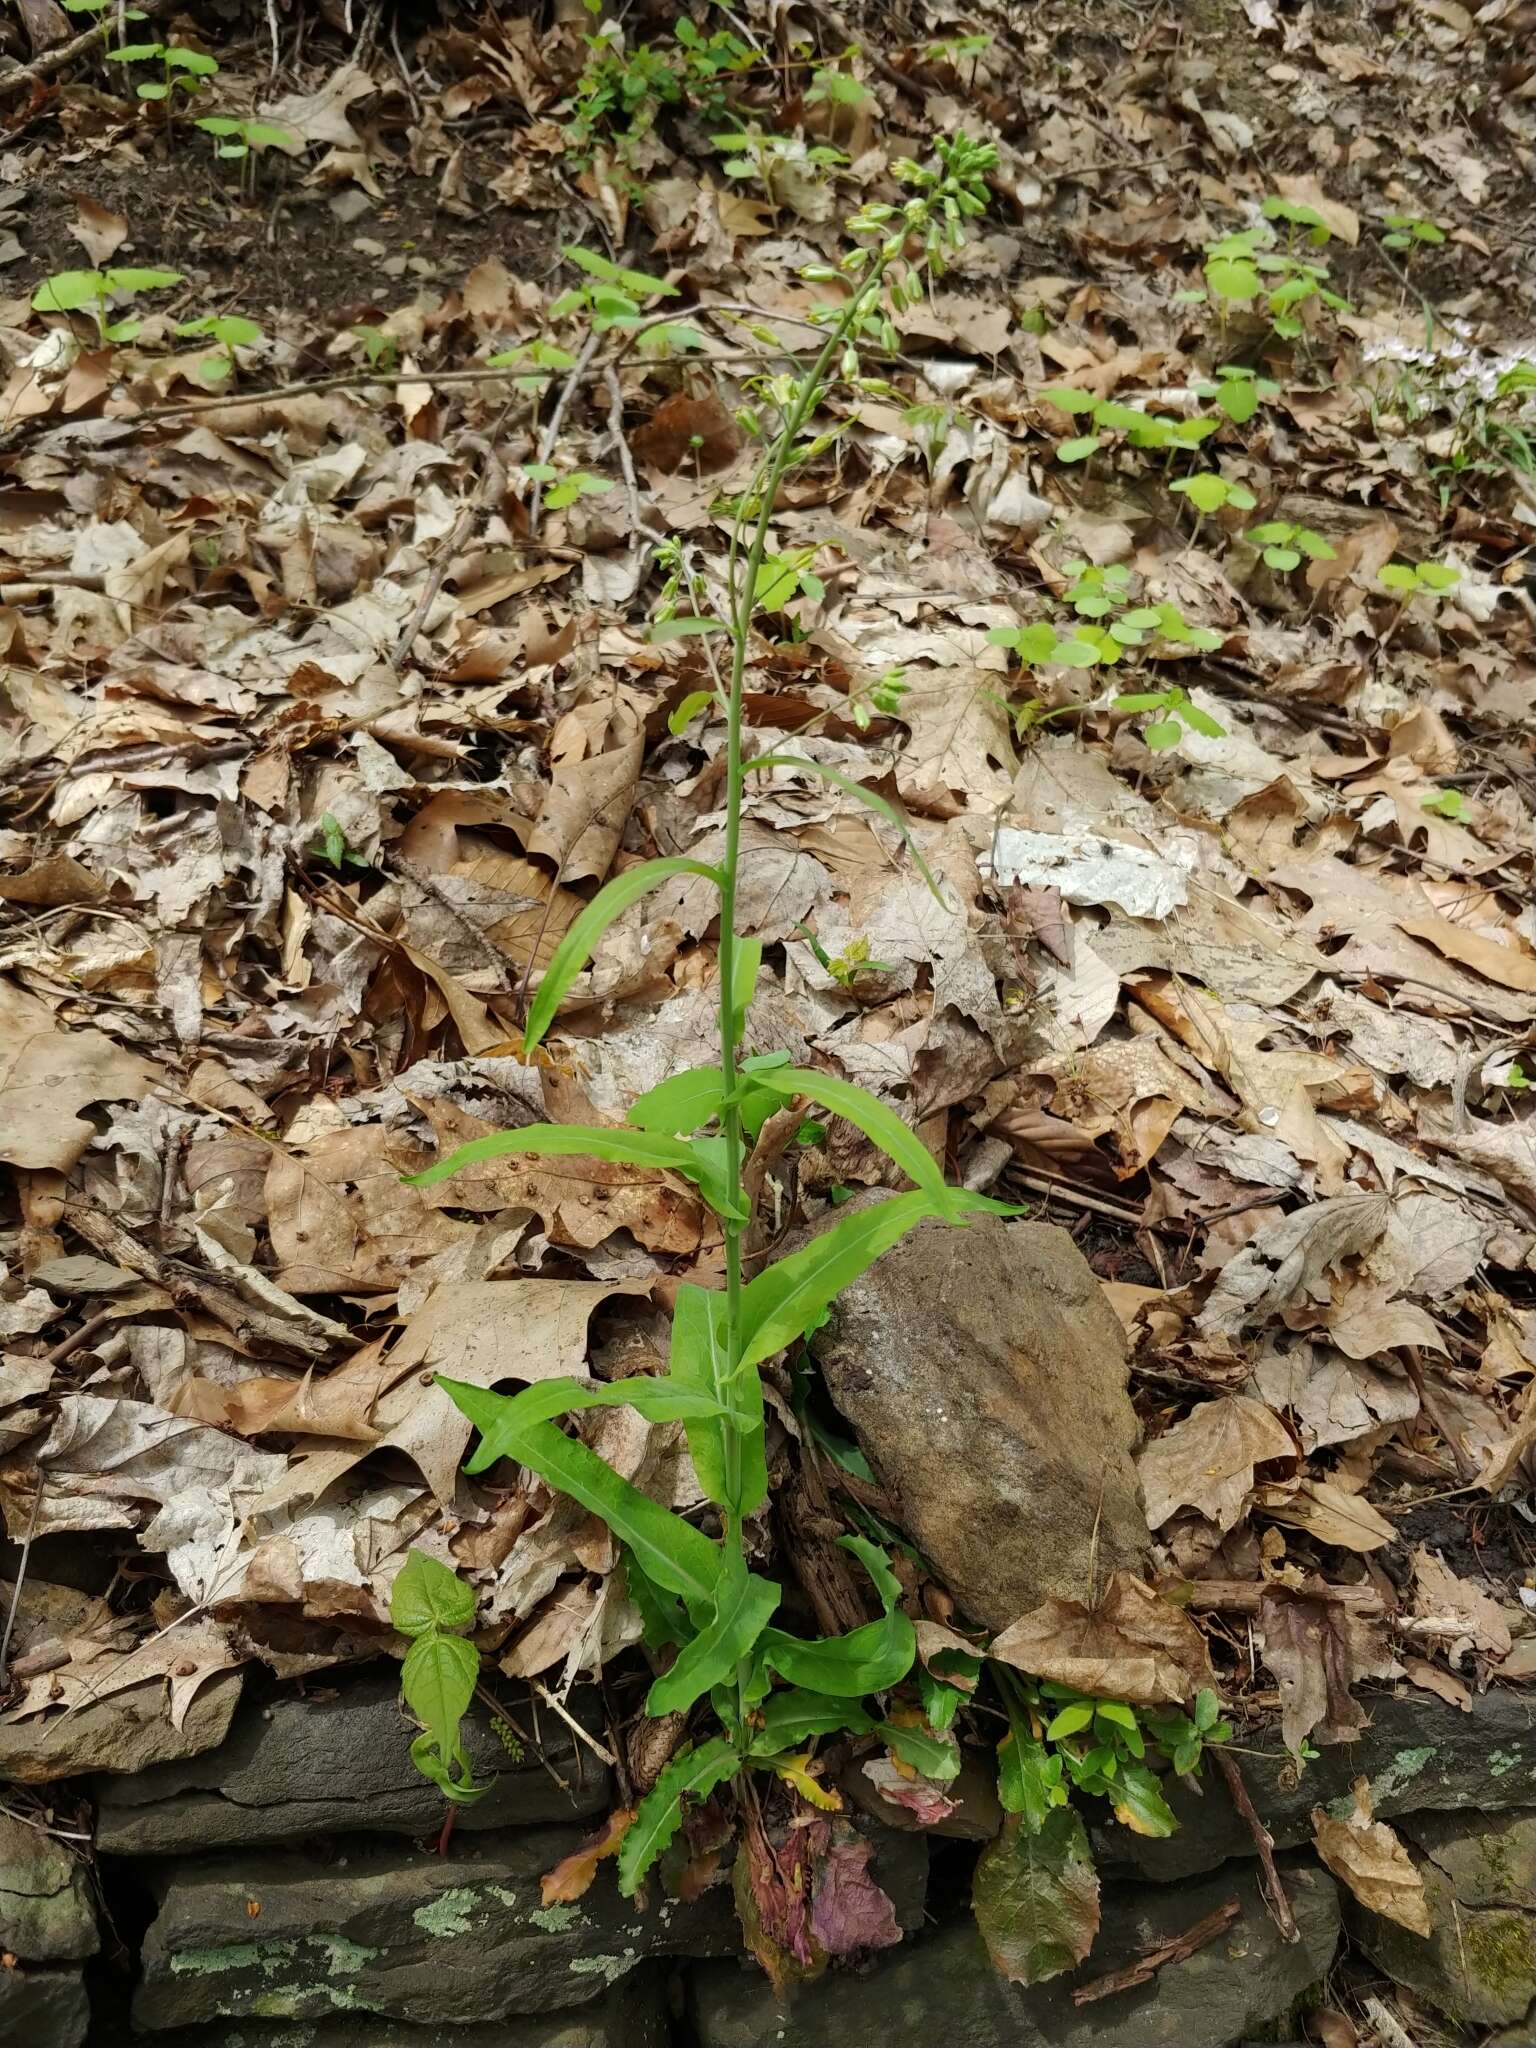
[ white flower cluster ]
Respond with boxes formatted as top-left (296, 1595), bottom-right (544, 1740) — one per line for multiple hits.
top-left (1361, 330), bottom-right (1536, 409)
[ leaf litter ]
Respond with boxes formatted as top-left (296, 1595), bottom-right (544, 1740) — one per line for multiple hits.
top-left (3, 0), bottom-right (1536, 2011)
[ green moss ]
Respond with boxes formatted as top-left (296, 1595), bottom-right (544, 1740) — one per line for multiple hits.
top-left (1462, 1911), bottom-right (1536, 2012)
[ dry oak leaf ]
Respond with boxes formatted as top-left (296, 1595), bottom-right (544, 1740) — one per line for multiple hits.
top-left (990, 1572), bottom-right (1216, 1706)
top-left (0, 980), bottom-right (164, 1173)
top-left (1138, 1396), bottom-right (1297, 1533)
top-left (1259, 1477), bottom-right (1395, 1553)
top-left (1312, 1779), bottom-right (1431, 1935)
top-left (1259, 1584), bottom-right (1396, 1754)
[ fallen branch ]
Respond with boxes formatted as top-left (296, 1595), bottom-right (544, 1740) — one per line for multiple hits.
top-left (1213, 1747), bottom-right (1299, 1945)
top-left (1071, 1896), bottom-right (1241, 2004)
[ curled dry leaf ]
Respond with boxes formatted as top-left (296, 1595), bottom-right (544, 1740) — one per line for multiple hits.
top-left (989, 1571), bottom-right (1215, 1706)
top-left (1311, 1779), bottom-right (1431, 1935)
top-left (540, 1805), bottom-right (638, 1905)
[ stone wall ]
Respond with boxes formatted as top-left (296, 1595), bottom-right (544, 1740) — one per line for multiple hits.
top-left (6, 1669), bottom-right (1536, 2046)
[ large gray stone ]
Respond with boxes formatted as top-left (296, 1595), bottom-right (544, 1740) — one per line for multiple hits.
top-left (142, 1967), bottom-right (669, 2047)
top-left (810, 1209), bottom-right (1149, 1630)
top-left (133, 1821), bottom-right (926, 2031)
top-left (0, 1670), bottom-right (242, 1783)
top-left (95, 1672), bottom-right (610, 1855)
top-left (0, 1813), bottom-right (97, 1960)
top-left (1350, 1808), bottom-right (1536, 2030)
top-left (688, 1859), bottom-right (1339, 2048)
top-left (1096, 1688), bottom-right (1536, 1881)
top-left (0, 1962), bottom-right (89, 2048)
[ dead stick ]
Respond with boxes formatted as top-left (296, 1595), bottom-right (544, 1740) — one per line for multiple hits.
top-left (1213, 1748), bottom-right (1298, 1944)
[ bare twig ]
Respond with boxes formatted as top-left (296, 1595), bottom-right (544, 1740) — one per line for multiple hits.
top-left (528, 329), bottom-right (603, 538)
top-left (1071, 1896), bottom-right (1240, 2004)
top-left (1213, 1747), bottom-right (1298, 1944)
top-left (0, 1474), bottom-right (45, 1687)
top-left (526, 1676), bottom-right (619, 1769)
top-left (388, 403), bottom-right (516, 669)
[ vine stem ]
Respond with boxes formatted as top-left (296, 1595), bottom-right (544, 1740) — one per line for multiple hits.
top-left (714, 270), bottom-right (885, 1672)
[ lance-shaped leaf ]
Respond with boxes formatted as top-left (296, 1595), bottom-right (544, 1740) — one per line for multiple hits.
top-left (736, 1188), bottom-right (932, 1368)
top-left (747, 752), bottom-right (946, 905)
top-left (438, 1371), bottom-right (732, 1468)
top-left (997, 1729), bottom-right (1067, 1831)
top-left (403, 1120), bottom-right (745, 1221)
top-left (757, 1536), bottom-right (915, 1696)
top-left (522, 856), bottom-right (722, 1055)
top-left (646, 1552), bottom-right (781, 1716)
top-left (740, 1065), bottom-right (962, 1219)
top-left (628, 1064), bottom-right (726, 1135)
top-left (670, 1284), bottom-right (767, 1515)
top-left (618, 1737), bottom-right (742, 1896)
top-left (747, 1688), bottom-right (875, 1755)
top-left (440, 1380), bottom-right (721, 1610)
top-left (971, 1808), bottom-right (1100, 1986)
top-left (878, 1719), bottom-right (962, 1783)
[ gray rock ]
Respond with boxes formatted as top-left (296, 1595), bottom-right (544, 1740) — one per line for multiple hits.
top-left (141, 1968), bottom-right (669, 2047)
top-left (0, 1962), bottom-right (89, 2048)
top-left (133, 1822), bottom-right (925, 2031)
top-left (95, 1673), bottom-right (611, 1855)
top-left (688, 1859), bottom-right (1339, 2048)
top-left (810, 1210), bottom-right (1149, 1630)
top-left (0, 1670), bottom-right (242, 1783)
top-left (1096, 1688), bottom-right (1536, 1881)
top-left (0, 1813), bottom-right (97, 1960)
top-left (1351, 1808), bottom-right (1536, 2030)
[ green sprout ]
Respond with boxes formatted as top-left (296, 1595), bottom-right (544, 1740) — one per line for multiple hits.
top-left (30, 265), bottom-right (183, 344)
top-left (1245, 520), bottom-right (1336, 571)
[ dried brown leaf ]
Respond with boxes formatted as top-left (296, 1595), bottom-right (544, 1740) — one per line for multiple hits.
top-left (1312, 1780), bottom-right (1431, 1935)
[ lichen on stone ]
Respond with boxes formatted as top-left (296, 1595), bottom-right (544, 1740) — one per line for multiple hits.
top-left (412, 1886), bottom-right (481, 1939)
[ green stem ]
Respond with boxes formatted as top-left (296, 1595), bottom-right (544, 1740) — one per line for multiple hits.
top-left (714, 271), bottom-right (883, 1571)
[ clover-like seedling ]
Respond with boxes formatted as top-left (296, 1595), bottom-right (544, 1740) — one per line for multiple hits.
top-left (548, 243), bottom-right (678, 334)
top-left (1382, 213), bottom-right (1446, 252)
top-left (1262, 194), bottom-right (1333, 246)
top-left (987, 620), bottom-right (1102, 669)
top-left (1379, 559), bottom-right (1460, 599)
top-left (1422, 786), bottom-right (1467, 820)
top-left (1171, 471), bottom-right (1257, 515)
top-left (31, 264), bottom-right (183, 344)
top-left (1193, 363), bottom-right (1281, 426)
top-left (175, 312), bottom-right (262, 385)
top-left (523, 464), bottom-right (615, 512)
top-left (107, 40), bottom-right (218, 102)
top-left (1245, 520), bottom-right (1336, 572)
top-left (1114, 683), bottom-right (1227, 751)
top-left (1039, 387), bottom-right (1218, 464)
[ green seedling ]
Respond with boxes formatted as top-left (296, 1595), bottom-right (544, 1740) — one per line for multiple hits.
top-left (1245, 520), bottom-right (1336, 571)
top-left (30, 265), bottom-right (183, 344)
top-left (1170, 471), bottom-right (1257, 515)
top-left (306, 814), bottom-right (370, 872)
top-left (796, 926), bottom-right (897, 988)
top-left (713, 125), bottom-right (848, 220)
top-left (807, 62), bottom-right (873, 109)
top-left (1382, 213), bottom-right (1446, 252)
top-left (1378, 558), bottom-right (1461, 598)
top-left (1192, 363), bottom-right (1280, 426)
top-left (175, 312), bottom-right (262, 385)
top-left (106, 39), bottom-right (218, 103)
top-left (1422, 786), bottom-right (1467, 819)
top-left (391, 1551), bottom-right (485, 1806)
top-left (547, 243), bottom-right (680, 335)
top-left (564, 16), bottom-right (752, 163)
top-left (1114, 683), bottom-right (1227, 750)
top-left (523, 464), bottom-right (614, 512)
top-left (194, 114), bottom-right (297, 195)
top-left (352, 325), bottom-right (398, 374)
top-left (1039, 387), bottom-right (1218, 464)
top-left (1198, 216), bottom-right (1349, 342)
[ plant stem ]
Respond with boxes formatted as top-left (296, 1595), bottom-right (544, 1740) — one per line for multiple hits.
top-left (714, 273), bottom-right (880, 1582)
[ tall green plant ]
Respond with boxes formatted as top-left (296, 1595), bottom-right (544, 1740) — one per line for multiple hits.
top-left (403, 135), bottom-right (1000, 1902)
